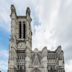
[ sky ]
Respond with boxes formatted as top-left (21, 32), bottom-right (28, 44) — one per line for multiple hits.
top-left (0, 0), bottom-right (72, 72)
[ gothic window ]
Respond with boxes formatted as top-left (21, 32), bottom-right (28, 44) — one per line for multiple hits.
top-left (19, 21), bottom-right (22, 38)
top-left (19, 21), bottom-right (26, 39)
top-left (23, 22), bottom-right (26, 38)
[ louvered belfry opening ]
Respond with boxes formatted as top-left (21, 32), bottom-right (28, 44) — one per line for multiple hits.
top-left (19, 21), bottom-right (26, 39)
top-left (23, 21), bottom-right (26, 39)
top-left (19, 21), bottom-right (22, 38)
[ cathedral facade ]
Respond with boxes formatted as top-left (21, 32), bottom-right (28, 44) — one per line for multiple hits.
top-left (8, 5), bottom-right (65, 72)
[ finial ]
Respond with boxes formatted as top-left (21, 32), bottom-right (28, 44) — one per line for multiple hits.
top-left (26, 7), bottom-right (31, 16)
top-left (10, 4), bottom-right (16, 17)
top-left (57, 45), bottom-right (61, 49)
top-left (11, 4), bottom-right (16, 13)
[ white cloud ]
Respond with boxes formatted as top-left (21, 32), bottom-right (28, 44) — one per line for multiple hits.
top-left (0, 0), bottom-right (11, 32)
top-left (65, 60), bottom-right (72, 72)
top-left (0, 0), bottom-right (72, 72)
top-left (32, 0), bottom-right (62, 50)
top-left (0, 60), bottom-right (8, 72)
top-left (0, 50), bottom-right (8, 72)
top-left (0, 50), bottom-right (8, 58)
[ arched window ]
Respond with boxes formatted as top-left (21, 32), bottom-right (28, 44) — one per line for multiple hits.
top-left (19, 21), bottom-right (22, 38)
top-left (19, 21), bottom-right (26, 39)
top-left (23, 22), bottom-right (26, 38)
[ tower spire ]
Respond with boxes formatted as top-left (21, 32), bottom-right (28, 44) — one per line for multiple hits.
top-left (11, 4), bottom-right (16, 17)
top-left (26, 7), bottom-right (31, 16)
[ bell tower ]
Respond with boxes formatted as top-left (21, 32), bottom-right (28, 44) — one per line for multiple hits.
top-left (16, 7), bottom-right (32, 50)
top-left (10, 5), bottom-right (32, 50)
top-left (8, 5), bottom-right (32, 72)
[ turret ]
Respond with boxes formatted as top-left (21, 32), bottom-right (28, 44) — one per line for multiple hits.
top-left (10, 5), bottom-right (16, 18)
top-left (26, 7), bottom-right (32, 23)
top-left (8, 5), bottom-right (17, 72)
top-left (10, 5), bottom-right (17, 38)
top-left (26, 7), bottom-right (31, 16)
top-left (41, 47), bottom-right (48, 72)
top-left (25, 48), bottom-right (31, 72)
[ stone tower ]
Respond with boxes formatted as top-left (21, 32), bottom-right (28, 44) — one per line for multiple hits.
top-left (8, 5), bottom-right (65, 72)
top-left (8, 5), bottom-right (32, 72)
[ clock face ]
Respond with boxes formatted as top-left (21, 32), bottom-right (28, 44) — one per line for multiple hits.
top-left (18, 42), bottom-right (26, 49)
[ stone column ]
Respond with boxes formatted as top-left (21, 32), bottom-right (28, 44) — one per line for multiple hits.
top-left (8, 5), bottom-right (17, 72)
top-left (25, 48), bottom-right (31, 72)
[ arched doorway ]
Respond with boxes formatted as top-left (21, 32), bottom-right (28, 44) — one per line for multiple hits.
top-left (32, 68), bottom-right (41, 72)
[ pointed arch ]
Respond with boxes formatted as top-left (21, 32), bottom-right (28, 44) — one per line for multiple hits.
top-left (32, 68), bottom-right (41, 72)
top-left (19, 21), bottom-right (22, 38)
top-left (23, 21), bottom-right (26, 38)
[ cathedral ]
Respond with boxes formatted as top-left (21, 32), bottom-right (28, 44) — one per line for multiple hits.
top-left (8, 5), bottom-right (65, 72)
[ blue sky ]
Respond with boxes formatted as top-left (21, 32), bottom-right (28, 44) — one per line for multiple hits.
top-left (0, 0), bottom-right (72, 72)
